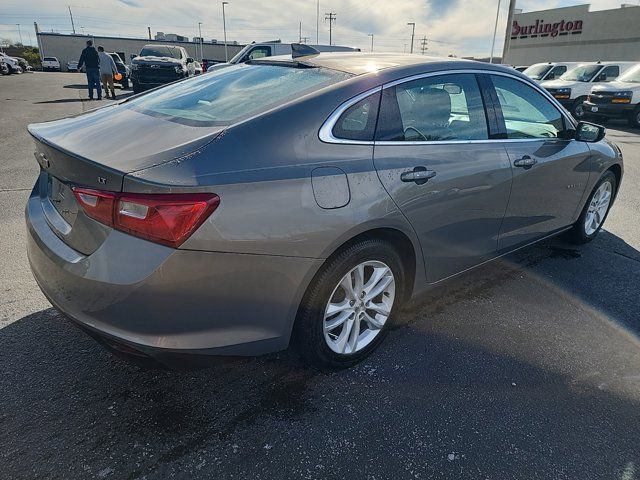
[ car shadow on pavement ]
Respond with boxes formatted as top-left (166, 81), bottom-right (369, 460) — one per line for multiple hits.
top-left (1, 233), bottom-right (639, 479)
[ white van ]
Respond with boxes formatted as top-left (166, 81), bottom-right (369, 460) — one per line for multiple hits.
top-left (583, 63), bottom-right (640, 128)
top-left (541, 61), bottom-right (637, 118)
top-left (523, 62), bottom-right (581, 83)
top-left (207, 42), bottom-right (360, 72)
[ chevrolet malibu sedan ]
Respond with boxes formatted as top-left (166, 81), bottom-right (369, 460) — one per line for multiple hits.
top-left (26, 52), bottom-right (623, 369)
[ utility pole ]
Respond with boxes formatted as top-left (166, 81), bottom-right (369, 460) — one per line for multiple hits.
top-left (325, 13), bottom-right (336, 45)
top-left (301, 36), bottom-right (309, 43)
top-left (501, 0), bottom-right (516, 63)
top-left (16, 24), bottom-right (23, 45)
top-left (299, 21), bottom-right (302, 43)
top-left (316, 0), bottom-right (320, 43)
top-left (489, 0), bottom-right (502, 63)
top-left (68, 6), bottom-right (76, 34)
top-left (403, 43), bottom-right (407, 53)
top-left (222, 1), bottom-right (229, 62)
top-left (147, 26), bottom-right (152, 40)
top-left (368, 33), bottom-right (374, 52)
top-left (407, 22), bottom-right (416, 53)
top-left (420, 35), bottom-right (428, 54)
top-left (198, 22), bottom-right (204, 61)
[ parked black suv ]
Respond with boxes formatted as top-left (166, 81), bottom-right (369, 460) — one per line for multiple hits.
top-left (130, 44), bottom-right (195, 93)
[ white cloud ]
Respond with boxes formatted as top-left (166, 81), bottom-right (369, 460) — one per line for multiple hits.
top-left (0, 0), bottom-right (629, 58)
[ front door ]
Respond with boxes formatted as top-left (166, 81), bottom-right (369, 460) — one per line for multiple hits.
top-left (487, 74), bottom-right (591, 251)
top-left (373, 73), bottom-right (513, 282)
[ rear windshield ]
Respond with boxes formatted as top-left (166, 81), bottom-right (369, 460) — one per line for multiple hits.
top-left (43, 57), bottom-right (57, 61)
top-left (139, 46), bottom-right (182, 59)
top-left (127, 63), bottom-right (352, 126)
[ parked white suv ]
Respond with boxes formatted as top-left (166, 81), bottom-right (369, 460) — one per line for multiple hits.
top-left (583, 64), bottom-right (640, 128)
top-left (0, 52), bottom-right (22, 74)
top-left (541, 61), bottom-right (637, 118)
top-left (523, 62), bottom-right (581, 83)
top-left (41, 57), bottom-right (61, 71)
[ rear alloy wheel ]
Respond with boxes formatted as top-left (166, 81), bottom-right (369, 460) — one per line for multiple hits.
top-left (565, 171), bottom-right (616, 244)
top-left (294, 239), bottom-right (405, 369)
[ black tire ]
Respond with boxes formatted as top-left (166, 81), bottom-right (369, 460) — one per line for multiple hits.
top-left (132, 81), bottom-right (141, 94)
top-left (564, 171), bottom-right (617, 244)
top-left (628, 106), bottom-right (640, 129)
top-left (293, 239), bottom-right (406, 369)
top-left (571, 97), bottom-right (588, 119)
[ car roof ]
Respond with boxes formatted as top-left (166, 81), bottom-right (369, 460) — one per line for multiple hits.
top-left (254, 52), bottom-right (476, 75)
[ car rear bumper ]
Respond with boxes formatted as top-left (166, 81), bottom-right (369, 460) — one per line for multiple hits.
top-left (582, 101), bottom-right (635, 118)
top-left (26, 182), bottom-right (322, 366)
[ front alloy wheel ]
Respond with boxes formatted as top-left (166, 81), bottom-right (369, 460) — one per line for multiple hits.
top-left (565, 171), bottom-right (616, 244)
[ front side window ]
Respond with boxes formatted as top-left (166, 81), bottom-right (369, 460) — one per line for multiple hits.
top-left (247, 47), bottom-right (271, 61)
top-left (595, 66), bottom-right (619, 82)
top-left (127, 63), bottom-right (351, 126)
top-left (376, 73), bottom-right (488, 142)
top-left (491, 75), bottom-right (567, 139)
top-left (546, 65), bottom-right (566, 80)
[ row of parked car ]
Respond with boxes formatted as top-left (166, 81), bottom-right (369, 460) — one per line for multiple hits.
top-left (0, 52), bottom-right (33, 74)
top-left (519, 61), bottom-right (640, 128)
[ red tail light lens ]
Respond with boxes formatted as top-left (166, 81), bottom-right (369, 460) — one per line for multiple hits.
top-left (72, 188), bottom-right (220, 248)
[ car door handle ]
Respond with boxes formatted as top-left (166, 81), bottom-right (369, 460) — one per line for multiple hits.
top-left (513, 156), bottom-right (537, 168)
top-left (400, 167), bottom-right (437, 185)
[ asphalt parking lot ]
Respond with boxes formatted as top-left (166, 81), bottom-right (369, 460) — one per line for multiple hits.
top-left (1, 72), bottom-right (640, 480)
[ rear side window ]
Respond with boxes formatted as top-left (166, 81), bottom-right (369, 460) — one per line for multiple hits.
top-left (44, 57), bottom-right (57, 61)
top-left (491, 75), bottom-right (566, 139)
top-left (127, 64), bottom-right (352, 126)
top-left (376, 73), bottom-right (488, 142)
top-left (332, 92), bottom-right (380, 141)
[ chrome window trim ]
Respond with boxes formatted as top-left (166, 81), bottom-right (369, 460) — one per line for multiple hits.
top-left (319, 68), bottom-right (577, 146)
top-left (318, 86), bottom-right (381, 145)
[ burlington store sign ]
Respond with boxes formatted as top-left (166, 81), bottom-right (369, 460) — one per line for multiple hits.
top-left (511, 18), bottom-right (584, 39)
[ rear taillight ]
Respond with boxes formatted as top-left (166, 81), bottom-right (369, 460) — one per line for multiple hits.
top-left (72, 188), bottom-right (220, 248)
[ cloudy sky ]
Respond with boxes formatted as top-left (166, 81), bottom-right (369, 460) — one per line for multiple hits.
top-left (0, 0), bottom-right (630, 57)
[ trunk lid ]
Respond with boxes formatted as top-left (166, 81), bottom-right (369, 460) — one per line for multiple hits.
top-left (28, 103), bottom-right (225, 254)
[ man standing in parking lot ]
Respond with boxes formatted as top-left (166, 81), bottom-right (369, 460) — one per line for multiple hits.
top-left (77, 40), bottom-right (101, 100)
top-left (97, 46), bottom-right (118, 100)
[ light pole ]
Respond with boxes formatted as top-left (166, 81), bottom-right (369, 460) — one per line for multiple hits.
top-left (489, 0), bottom-right (501, 63)
top-left (198, 21), bottom-right (204, 61)
top-left (16, 24), bottom-right (23, 45)
top-left (222, 2), bottom-right (229, 62)
top-left (407, 22), bottom-right (415, 54)
top-left (80, 26), bottom-right (86, 35)
top-left (368, 33), bottom-right (373, 52)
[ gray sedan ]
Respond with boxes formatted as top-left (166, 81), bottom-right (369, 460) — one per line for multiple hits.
top-left (25, 52), bottom-right (623, 369)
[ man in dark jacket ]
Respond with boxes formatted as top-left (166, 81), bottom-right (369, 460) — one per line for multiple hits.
top-left (78, 40), bottom-right (101, 100)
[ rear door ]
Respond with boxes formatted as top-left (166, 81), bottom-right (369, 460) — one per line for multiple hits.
top-left (372, 72), bottom-right (513, 282)
top-left (486, 73), bottom-right (591, 251)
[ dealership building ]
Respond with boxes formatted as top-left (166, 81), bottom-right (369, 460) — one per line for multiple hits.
top-left (34, 26), bottom-right (244, 69)
top-left (503, 3), bottom-right (640, 65)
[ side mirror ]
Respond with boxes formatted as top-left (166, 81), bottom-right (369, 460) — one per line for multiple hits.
top-left (186, 57), bottom-right (194, 64)
top-left (594, 73), bottom-right (607, 82)
top-left (575, 121), bottom-right (605, 143)
top-left (546, 72), bottom-right (555, 80)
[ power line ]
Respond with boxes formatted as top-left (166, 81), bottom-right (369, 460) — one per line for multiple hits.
top-left (324, 12), bottom-right (336, 45)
